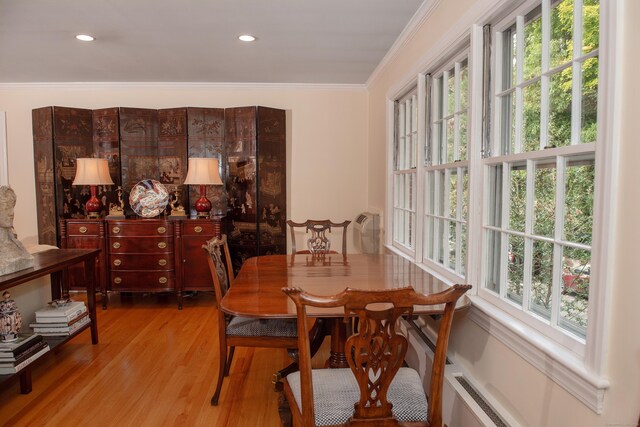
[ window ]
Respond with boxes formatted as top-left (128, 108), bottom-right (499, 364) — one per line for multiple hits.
top-left (424, 54), bottom-right (470, 276)
top-left (392, 90), bottom-right (418, 252)
top-left (483, 0), bottom-right (599, 342)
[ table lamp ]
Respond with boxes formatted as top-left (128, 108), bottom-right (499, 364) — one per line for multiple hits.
top-left (72, 158), bottom-right (114, 218)
top-left (183, 157), bottom-right (223, 225)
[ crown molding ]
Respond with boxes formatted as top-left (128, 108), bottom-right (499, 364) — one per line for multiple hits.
top-left (366, 0), bottom-right (441, 88)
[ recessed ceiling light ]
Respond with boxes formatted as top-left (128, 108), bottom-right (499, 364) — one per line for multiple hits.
top-left (75, 34), bottom-right (95, 42)
top-left (238, 34), bottom-right (256, 42)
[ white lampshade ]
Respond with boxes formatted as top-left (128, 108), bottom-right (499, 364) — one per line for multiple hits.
top-left (183, 157), bottom-right (223, 185)
top-left (72, 158), bottom-right (114, 186)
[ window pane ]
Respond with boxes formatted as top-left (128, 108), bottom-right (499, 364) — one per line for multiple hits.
top-left (500, 92), bottom-right (516, 155)
top-left (437, 218), bottom-right (445, 263)
top-left (507, 234), bottom-right (525, 304)
top-left (560, 246), bottom-right (590, 337)
top-left (564, 158), bottom-right (595, 245)
top-left (459, 112), bottom-right (468, 160)
top-left (583, 0), bottom-right (600, 55)
top-left (530, 240), bottom-right (554, 320)
top-left (487, 165), bottom-right (503, 227)
top-left (448, 71), bottom-right (455, 115)
top-left (548, 70), bottom-right (572, 148)
top-left (449, 171), bottom-right (458, 219)
top-left (550, 0), bottom-right (574, 68)
top-left (522, 81), bottom-right (542, 152)
top-left (427, 216), bottom-right (435, 259)
top-left (502, 27), bottom-right (516, 90)
top-left (524, 14), bottom-right (542, 81)
top-left (462, 169), bottom-right (469, 219)
top-left (484, 229), bottom-right (503, 293)
top-left (460, 62), bottom-right (469, 110)
top-left (446, 117), bottom-right (455, 163)
top-left (581, 56), bottom-right (599, 143)
top-left (436, 170), bottom-right (445, 216)
top-left (461, 224), bottom-right (467, 275)
top-left (509, 165), bottom-right (527, 232)
top-left (449, 221), bottom-right (456, 270)
top-left (432, 121), bottom-right (442, 165)
top-left (534, 162), bottom-right (556, 238)
top-left (427, 171), bottom-right (435, 214)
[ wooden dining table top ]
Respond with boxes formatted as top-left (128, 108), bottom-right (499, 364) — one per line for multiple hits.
top-left (220, 253), bottom-right (472, 318)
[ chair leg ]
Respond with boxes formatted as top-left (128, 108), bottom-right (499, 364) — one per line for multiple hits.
top-left (211, 343), bottom-right (227, 406)
top-left (224, 346), bottom-right (235, 376)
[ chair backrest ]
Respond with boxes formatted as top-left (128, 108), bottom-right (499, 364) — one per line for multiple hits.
top-left (287, 219), bottom-right (351, 255)
top-left (283, 284), bottom-right (471, 427)
top-left (203, 234), bottom-right (235, 308)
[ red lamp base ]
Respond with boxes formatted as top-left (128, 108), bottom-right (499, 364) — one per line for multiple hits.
top-left (194, 185), bottom-right (212, 218)
top-left (85, 185), bottom-right (102, 218)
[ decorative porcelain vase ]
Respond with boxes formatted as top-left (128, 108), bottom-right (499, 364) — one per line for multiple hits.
top-left (0, 291), bottom-right (22, 342)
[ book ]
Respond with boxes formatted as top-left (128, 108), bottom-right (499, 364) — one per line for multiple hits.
top-left (29, 312), bottom-right (89, 329)
top-left (0, 344), bottom-right (50, 375)
top-left (33, 316), bottom-right (91, 336)
top-left (35, 302), bottom-right (87, 323)
top-left (0, 334), bottom-right (44, 356)
top-left (0, 340), bottom-right (49, 365)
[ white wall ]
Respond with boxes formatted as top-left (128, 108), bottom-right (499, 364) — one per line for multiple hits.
top-left (0, 84), bottom-right (368, 314)
top-left (367, 0), bottom-right (639, 425)
top-left (0, 84), bottom-right (368, 251)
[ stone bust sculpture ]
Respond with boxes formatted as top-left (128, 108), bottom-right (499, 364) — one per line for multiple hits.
top-left (0, 186), bottom-right (34, 275)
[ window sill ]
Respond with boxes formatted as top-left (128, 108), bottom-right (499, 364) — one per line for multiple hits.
top-left (467, 296), bottom-right (609, 414)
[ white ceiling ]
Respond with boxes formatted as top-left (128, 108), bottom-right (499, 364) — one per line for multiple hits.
top-left (0, 0), bottom-right (424, 84)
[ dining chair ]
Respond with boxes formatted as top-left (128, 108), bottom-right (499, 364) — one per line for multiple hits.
top-left (287, 219), bottom-right (351, 255)
top-left (280, 284), bottom-right (471, 427)
top-left (203, 235), bottom-right (300, 405)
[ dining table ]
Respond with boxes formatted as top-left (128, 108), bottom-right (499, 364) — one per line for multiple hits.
top-left (221, 252), bottom-right (472, 369)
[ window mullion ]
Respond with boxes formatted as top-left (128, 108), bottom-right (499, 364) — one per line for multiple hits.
top-left (499, 162), bottom-right (509, 299)
top-left (540, 0), bottom-right (551, 150)
top-left (515, 16), bottom-right (524, 154)
top-left (551, 156), bottom-right (567, 327)
top-left (443, 169), bottom-right (452, 268)
top-left (522, 159), bottom-right (536, 311)
top-left (454, 62), bottom-right (461, 161)
top-left (456, 166), bottom-right (464, 273)
top-left (571, 0), bottom-right (584, 146)
top-left (493, 30), bottom-right (504, 157)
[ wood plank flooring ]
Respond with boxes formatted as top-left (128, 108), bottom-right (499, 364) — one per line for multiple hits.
top-left (0, 292), bottom-right (315, 427)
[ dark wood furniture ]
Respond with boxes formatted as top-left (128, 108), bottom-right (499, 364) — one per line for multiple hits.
top-left (61, 218), bottom-right (217, 309)
top-left (59, 219), bottom-right (107, 292)
top-left (106, 219), bottom-right (177, 307)
top-left (225, 106), bottom-right (287, 273)
top-left (287, 219), bottom-right (351, 255)
top-left (203, 235), bottom-right (298, 406)
top-left (282, 285), bottom-right (471, 427)
top-left (0, 249), bottom-right (99, 394)
top-left (221, 253), bottom-right (472, 369)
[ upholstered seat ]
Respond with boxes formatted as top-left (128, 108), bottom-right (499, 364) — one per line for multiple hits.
top-left (286, 368), bottom-right (428, 426)
top-left (227, 316), bottom-right (298, 337)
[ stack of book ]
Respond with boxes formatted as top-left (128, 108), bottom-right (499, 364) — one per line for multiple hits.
top-left (30, 301), bottom-right (90, 337)
top-left (0, 334), bottom-right (50, 374)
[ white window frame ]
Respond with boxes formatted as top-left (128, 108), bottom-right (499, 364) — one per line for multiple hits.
top-left (385, 0), bottom-right (619, 413)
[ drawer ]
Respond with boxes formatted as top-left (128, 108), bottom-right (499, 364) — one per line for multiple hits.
top-left (109, 237), bottom-right (174, 253)
top-left (110, 271), bottom-right (175, 291)
top-left (109, 254), bottom-right (174, 270)
top-left (108, 221), bottom-right (172, 237)
top-left (66, 221), bottom-right (102, 236)
top-left (181, 221), bottom-right (216, 236)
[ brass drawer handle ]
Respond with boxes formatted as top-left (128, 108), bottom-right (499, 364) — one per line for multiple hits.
top-left (194, 226), bottom-right (203, 233)
top-left (158, 259), bottom-right (167, 266)
top-left (79, 226), bottom-right (88, 234)
top-left (157, 226), bottom-right (166, 234)
top-left (112, 226), bottom-right (121, 234)
top-left (158, 277), bottom-right (168, 284)
top-left (114, 277), bottom-right (122, 284)
top-left (113, 259), bottom-right (122, 266)
top-left (158, 242), bottom-right (167, 249)
top-left (112, 242), bottom-right (121, 249)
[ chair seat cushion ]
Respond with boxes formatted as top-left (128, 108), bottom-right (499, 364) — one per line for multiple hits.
top-left (286, 367), bottom-right (428, 426)
top-left (227, 316), bottom-right (297, 337)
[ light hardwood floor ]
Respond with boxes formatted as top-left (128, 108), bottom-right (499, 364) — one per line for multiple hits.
top-left (0, 292), bottom-right (311, 427)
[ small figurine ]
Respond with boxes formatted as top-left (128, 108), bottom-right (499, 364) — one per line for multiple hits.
top-left (0, 291), bottom-right (21, 342)
top-left (108, 186), bottom-right (125, 218)
top-left (169, 188), bottom-right (186, 217)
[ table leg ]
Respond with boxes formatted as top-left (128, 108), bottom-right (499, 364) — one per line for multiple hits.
top-left (50, 270), bottom-right (63, 301)
top-left (19, 369), bottom-right (32, 394)
top-left (327, 318), bottom-right (349, 368)
top-left (85, 256), bottom-right (99, 344)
